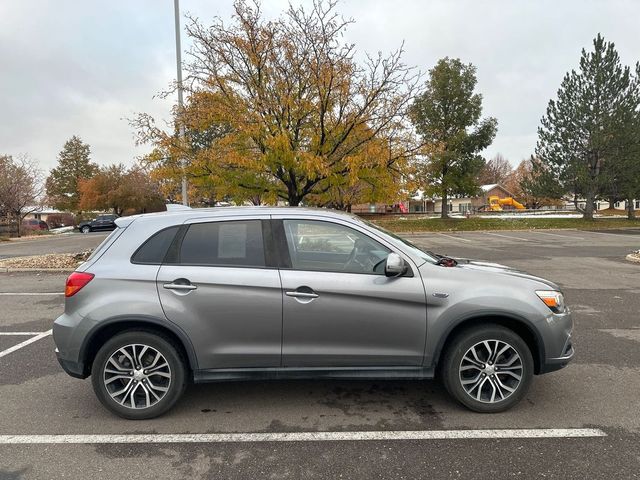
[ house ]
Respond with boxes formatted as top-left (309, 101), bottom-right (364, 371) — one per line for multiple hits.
top-left (21, 206), bottom-right (75, 228)
top-left (561, 199), bottom-right (640, 211)
top-left (409, 184), bottom-right (520, 214)
top-left (22, 206), bottom-right (63, 223)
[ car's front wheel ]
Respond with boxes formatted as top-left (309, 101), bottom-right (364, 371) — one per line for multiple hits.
top-left (91, 331), bottom-right (187, 419)
top-left (81, 226), bottom-right (91, 234)
top-left (441, 324), bottom-right (533, 413)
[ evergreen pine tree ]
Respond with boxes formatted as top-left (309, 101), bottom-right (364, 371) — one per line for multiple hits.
top-left (536, 34), bottom-right (633, 219)
top-left (46, 136), bottom-right (98, 212)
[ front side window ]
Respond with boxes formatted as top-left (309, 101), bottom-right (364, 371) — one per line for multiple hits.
top-left (179, 220), bottom-right (265, 267)
top-left (283, 219), bottom-right (390, 275)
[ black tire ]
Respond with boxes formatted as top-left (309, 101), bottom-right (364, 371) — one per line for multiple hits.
top-left (81, 226), bottom-right (91, 234)
top-left (441, 324), bottom-right (534, 413)
top-left (91, 330), bottom-right (187, 420)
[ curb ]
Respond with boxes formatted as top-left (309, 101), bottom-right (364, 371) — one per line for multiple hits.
top-left (393, 227), bottom-right (640, 235)
top-left (0, 268), bottom-right (75, 273)
top-left (626, 254), bottom-right (640, 264)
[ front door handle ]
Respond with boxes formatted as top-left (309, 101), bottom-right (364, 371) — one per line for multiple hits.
top-left (285, 291), bottom-right (318, 299)
top-left (163, 282), bottom-right (197, 291)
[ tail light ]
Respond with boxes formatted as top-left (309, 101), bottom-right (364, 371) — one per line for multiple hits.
top-left (65, 272), bottom-right (94, 297)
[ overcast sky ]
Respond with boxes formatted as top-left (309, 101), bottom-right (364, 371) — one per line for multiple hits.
top-left (2, 0), bottom-right (640, 172)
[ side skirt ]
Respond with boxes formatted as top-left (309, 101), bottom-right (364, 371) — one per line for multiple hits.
top-left (194, 366), bottom-right (435, 383)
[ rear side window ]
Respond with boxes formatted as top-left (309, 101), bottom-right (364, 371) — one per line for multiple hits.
top-left (86, 227), bottom-right (125, 262)
top-left (179, 220), bottom-right (265, 267)
top-left (132, 226), bottom-right (180, 264)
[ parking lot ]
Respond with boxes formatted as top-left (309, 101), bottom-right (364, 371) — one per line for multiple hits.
top-left (1, 229), bottom-right (639, 479)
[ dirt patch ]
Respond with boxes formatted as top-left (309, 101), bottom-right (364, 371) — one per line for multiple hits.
top-left (0, 250), bottom-right (91, 270)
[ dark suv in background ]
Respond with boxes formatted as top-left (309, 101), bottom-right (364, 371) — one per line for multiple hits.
top-left (77, 214), bottom-right (118, 234)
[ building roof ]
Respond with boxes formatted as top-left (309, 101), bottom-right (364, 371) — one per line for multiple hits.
top-left (21, 206), bottom-right (65, 214)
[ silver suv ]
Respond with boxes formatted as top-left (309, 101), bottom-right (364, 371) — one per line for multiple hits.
top-left (53, 207), bottom-right (574, 419)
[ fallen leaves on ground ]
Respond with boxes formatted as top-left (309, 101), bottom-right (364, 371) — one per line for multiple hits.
top-left (0, 250), bottom-right (92, 270)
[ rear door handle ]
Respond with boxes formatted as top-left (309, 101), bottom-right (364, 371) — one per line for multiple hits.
top-left (163, 283), bottom-right (197, 291)
top-left (285, 291), bottom-right (318, 299)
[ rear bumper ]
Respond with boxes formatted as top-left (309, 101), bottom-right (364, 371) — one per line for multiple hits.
top-left (55, 348), bottom-right (88, 379)
top-left (53, 312), bottom-right (91, 379)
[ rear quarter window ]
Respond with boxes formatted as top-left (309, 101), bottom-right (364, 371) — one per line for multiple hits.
top-left (85, 227), bottom-right (125, 262)
top-left (131, 226), bottom-right (180, 264)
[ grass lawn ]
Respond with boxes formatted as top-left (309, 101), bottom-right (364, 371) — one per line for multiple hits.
top-left (371, 216), bottom-right (640, 233)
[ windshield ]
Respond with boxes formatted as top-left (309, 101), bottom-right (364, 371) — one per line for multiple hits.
top-left (362, 220), bottom-right (439, 264)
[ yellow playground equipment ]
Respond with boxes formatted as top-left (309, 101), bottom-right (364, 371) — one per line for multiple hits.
top-left (488, 195), bottom-right (526, 211)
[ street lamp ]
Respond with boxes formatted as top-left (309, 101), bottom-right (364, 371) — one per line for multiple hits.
top-left (174, 0), bottom-right (188, 206)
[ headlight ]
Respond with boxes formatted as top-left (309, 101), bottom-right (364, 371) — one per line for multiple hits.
top-left (536, 290), bottom-right (565, 313)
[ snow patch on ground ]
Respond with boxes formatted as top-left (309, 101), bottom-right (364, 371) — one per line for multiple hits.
top-left (50, 226), bottom-right (75, 234)
top-left (476, 213), bottom-right (584, 219)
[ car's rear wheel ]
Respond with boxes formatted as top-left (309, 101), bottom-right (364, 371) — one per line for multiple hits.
top-left (441, 324), bottom-right (533, 413)
top-left (81, 226), bottom-right (91, 234)
top-left (91, 331), bottom-right (187, 419)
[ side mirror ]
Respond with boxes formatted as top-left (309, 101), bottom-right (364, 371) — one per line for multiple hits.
top-left (385, 252), bottom-right (407, 277)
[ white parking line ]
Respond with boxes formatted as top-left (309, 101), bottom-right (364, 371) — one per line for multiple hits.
top-left (532, 231), bottom-right (585, 240)
top-left (0, 429), bottom-right (607, 444)
top-left (483, 232), bottom-right (536, 242)
top-left (585, 230), bottom-right (638, 238)
top-left (437, 233), bottom-right (473, 243)
top-left (0, 330), bottom-right (52, 359)
top-left (0, 332), bottom-right (45, 336)
top-left (0, 292), bottom-right (62, 296)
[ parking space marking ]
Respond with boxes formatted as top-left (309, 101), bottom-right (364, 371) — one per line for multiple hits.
top-left (0, 332), bottom-right (46, 336)
top-left (585, 230), bottom-right (639, 238)
top-left (437, 233), bottom-right (473, 243)
top-left (532, 231), bottom-right (585, 240)
top-left (0, 429), bottom-right (606, 444)
top-left (483, 232), bottom-right (539, 242)
top-left (0, 292), bottom-right (63, 296)
top-left (0, 330), bottom-right (52, 359)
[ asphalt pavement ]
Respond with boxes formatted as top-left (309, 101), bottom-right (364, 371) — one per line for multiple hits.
top-left (0, 229), bottom-right (639, 479)
top-left (0, 232), bottom-right (108, 260)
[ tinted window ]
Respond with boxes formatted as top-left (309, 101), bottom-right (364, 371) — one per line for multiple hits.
top-left (179, 220), bottom-right (265, 267)
top-left (132, 226), bottom-right (180, 264)
top-left (283, 220), bottom-right (390, 274)
top-left (86, 227), bottom-right (125, 262)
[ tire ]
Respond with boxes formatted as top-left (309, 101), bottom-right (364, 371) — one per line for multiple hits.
top-left (81, 226), bottom-right (91, 234)
top-left (441, 324), bottom-right (533, 413)
top-left (91, 330), bottom-right (187, 420)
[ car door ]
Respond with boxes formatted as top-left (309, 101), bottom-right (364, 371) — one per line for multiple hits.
top-left (156, 217), bottom-right (282, 369)
top-left (274, 216), bottom-right (428, 367)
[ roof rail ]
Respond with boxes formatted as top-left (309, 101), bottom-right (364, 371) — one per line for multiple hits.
top-left (165, 204), bottom-right (192, 211)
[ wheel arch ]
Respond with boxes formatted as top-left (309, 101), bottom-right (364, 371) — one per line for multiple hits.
top-left (433, 314), bottom-right (545, 375)
top-left (79, 315), bottom-right (199, 378)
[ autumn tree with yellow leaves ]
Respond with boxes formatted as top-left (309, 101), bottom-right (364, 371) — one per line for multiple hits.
top-left (135, 0), bottom-right (421, 208)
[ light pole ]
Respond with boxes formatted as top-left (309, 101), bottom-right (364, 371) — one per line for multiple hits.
top-left (174, 0), bottom-right (188, 206)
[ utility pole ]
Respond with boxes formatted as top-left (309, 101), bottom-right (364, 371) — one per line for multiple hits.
top-left (174, 0), bottom-right (188, 206)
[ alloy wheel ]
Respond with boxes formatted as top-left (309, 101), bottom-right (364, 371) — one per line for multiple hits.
top-left (459, 339), bottom-right (523, 404)
top-left (103, 344), bottom-right (172, 409)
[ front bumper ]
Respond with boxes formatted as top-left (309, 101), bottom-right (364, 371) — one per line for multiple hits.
top-left (537, 309), bottom-right (574, 374)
